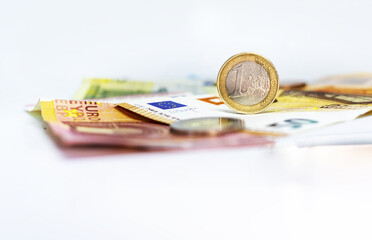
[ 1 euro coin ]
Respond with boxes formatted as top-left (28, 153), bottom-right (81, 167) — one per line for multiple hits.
top-left (217, 52), bottom-right (279, 114)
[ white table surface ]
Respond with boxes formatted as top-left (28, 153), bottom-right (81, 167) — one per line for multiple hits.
top-left (2, 106), bottom-right (372, 239)
top-left (2, 0), bottom-right (372, 239)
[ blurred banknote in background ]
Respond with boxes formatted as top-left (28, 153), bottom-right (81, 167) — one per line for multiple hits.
top-left (74, 78), bottom-right (217, 99)
top-left (304, 73), bottom-right (372, 95)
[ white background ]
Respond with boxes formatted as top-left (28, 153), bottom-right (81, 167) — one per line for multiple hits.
top-left (1, 0), bottom-right (372, 239)
top-left (2, 0), bottom-right (372, 102)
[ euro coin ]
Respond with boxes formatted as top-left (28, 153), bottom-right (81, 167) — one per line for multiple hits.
top-left (217, 52), bottom-right (279, 114)
top-left (170, 117), bottom-right (245, 136)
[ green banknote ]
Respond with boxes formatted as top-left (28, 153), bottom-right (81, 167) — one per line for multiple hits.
top-left (74, 78), bottom-right (217, 99)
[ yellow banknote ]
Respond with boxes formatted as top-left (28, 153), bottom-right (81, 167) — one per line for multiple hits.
top-left (267, 89), bottom-right (372, 112)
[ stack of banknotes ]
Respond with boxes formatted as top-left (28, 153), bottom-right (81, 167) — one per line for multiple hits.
top-left (28, 74), bottom-right (372, 150)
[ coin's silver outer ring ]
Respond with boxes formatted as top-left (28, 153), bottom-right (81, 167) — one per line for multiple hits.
top-left (170, 117), bottom-right (245, 136)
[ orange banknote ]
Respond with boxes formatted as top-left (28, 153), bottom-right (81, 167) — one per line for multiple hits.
top-left (305, 73), bottom-right (372, 95)
top-left (39, 99), bottom-right (272, 149)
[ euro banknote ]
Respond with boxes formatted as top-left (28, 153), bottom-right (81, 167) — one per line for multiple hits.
top-left (117, 90), bottom-right (372, 135)
top-left (305, 73), bottom-right (372, 95)
top-left (271, 89), bottom-right (372, 111)
top-left (39, 99), bottom-right (272, 149)
top-left (74, 78), bottom-right (217, 99)
top-left (40, 99), bottom-right (152, 123)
